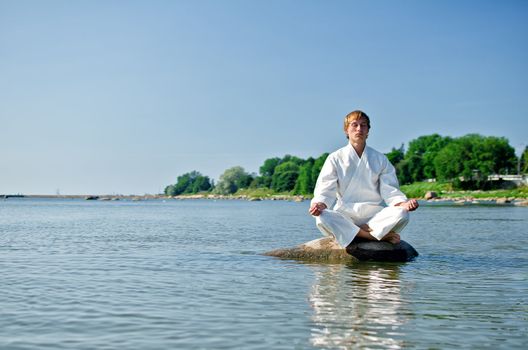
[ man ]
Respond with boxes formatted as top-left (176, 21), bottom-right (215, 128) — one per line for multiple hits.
top-left (309, 110), bottom-right (418, 248)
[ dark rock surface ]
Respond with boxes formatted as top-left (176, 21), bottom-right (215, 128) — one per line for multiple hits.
top-left (424, 191), bottom-right (438, 200)
top-left (346, 237), bottom-right (419, 262)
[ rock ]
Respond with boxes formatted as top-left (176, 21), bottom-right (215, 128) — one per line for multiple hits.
top-left (264, 237), bottom-right (419, 263)
top-left (264, 237), bottom-right (357, 263)
top-left (514, 200), bottom-right (528, 206)
top-left (424, 191), bottom-right (438, 200)
top-left (346, 238), bottom-right (419, 262)
top-left (495, 198), bottom-right (511, 204)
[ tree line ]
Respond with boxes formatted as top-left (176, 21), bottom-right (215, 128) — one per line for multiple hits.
top-left (164, 153), bottom-right (329, 196)
top-left (164, 133), bottom-right (528, 196)
top-left (386, 133), bottom-right (525, 186)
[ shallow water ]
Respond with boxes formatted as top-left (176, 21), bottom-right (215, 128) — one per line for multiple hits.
top-left (1, 198), bottom-right (527, 349)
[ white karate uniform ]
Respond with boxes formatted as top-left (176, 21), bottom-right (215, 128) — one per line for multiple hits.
top-left (312, 143), bottom-right (410, 247)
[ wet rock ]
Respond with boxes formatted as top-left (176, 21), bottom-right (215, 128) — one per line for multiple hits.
top-left (264, 237), bottom-right (357, 263)
top-left (496, 198), bottom-right (511, 204)
top-left (424, 191), bottom-right (438, 200)
top-left (346, 238), bottom-right (419, 262)
top-left (264, 237), bottom-right (419, 263)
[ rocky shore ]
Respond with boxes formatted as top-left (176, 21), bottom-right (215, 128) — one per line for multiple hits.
top-left (168, 192), bottom-right (528, 206)
top-left (421, 191), bottom-right (528, 206)
top-left (6, 193), bottom-right (527, 206)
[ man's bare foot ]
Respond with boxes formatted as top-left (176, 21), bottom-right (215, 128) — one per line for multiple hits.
top-left (359, 224), bottom-right (371, 232)
top-left (355, 226), bottom-right (400, 244)
top-left (381, 232), bottom-right (400, 244)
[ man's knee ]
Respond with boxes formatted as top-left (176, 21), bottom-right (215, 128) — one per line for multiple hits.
top-left (397, 206), bottom-right (409, 219)
top-left (390, 206), bottom-right (409, 225)
top-left (391, 207), bottom-right (410, 234)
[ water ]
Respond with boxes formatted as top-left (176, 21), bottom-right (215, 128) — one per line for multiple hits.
top-left (1, 198), bottom-right (527, 349)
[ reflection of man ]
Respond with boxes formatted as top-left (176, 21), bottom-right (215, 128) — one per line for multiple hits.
top-left (309, 110), bottom-right (418, 248)
top-left (310, 264), bottom-right (405, 349)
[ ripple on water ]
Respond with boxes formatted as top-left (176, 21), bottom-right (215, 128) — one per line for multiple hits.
top-left (1, 199), bottom-right (527, 349)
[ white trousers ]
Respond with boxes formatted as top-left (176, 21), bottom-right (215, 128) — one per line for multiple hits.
top-left (315, 206), bottom-right (409, 248)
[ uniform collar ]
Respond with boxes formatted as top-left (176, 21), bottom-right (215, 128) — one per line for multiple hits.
top-left (347, 142), bottom-right (368, 159)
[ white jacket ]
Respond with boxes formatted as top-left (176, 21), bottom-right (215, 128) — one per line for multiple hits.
top-left (312, 143), bottom-right (407, 222)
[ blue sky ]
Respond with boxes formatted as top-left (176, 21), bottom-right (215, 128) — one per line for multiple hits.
top-left (1, 0), bottom-right (527, 195)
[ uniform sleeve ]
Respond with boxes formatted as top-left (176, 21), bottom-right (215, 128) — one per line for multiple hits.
top-left (379, 158), bottom-right (408, 206)
top-left (311, 156), bottom-right (338, 209)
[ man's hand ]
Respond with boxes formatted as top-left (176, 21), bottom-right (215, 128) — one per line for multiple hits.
top-left (396, 199), bottom-right (419, 211)
top-left (309, 202), bottom-right (327, 216)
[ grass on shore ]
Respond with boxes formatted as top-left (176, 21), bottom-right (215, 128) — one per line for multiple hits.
top-left (236, 182), bottom-right (528, 200)
top-left (400, 182), bottom-right (528, 199)
top-left (234, 188), bottom-right (295, 199)
top-left (176, 182), bottom-right (527, 200)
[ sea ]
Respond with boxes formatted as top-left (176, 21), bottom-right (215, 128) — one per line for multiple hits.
top-left (1, 198), bottom-right (527, 349)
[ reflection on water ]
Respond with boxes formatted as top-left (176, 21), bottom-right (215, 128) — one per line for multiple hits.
top-left (310, 264), bottom-right (407, 349)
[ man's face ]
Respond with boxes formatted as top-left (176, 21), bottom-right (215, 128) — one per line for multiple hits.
top-left (346, 116), bottom-right (369, 144)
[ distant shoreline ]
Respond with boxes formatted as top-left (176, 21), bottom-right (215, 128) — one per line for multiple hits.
top-left (2, 193), bottom-right (307, 202)
top-left (3, 193), bottom-right (527, 206)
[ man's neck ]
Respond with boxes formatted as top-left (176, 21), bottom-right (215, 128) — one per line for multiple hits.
top-left (350, 141), bottom-right (366, 157)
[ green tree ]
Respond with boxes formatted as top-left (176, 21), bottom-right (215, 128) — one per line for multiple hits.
top-left (249, 176), bottom-right (268, 188)
top-left (386, 144), bottom-right (405, 167)
top-left (434, 141), bottom-right (465, 180)
top-left (396, 155), bottom-right (422, 185)
top-left (164, 171), bottom-right (212, 196)
top-left (172, 173), bottom-right (192, 195)
top-left (258, 157), bottom-right (280, 188)
top-left (280, 154), bottom-right (304, 166)
top-left (257, 155), bottom-right (306, 189)
top-left (271, 161), bottom-right (300, 192)
top-left (311, 153), bottom-right (329, 187)
top-left (476, 136), bottom-right (516, 175)
top-left (520, 146), bottom-right (528, 174)
top-left (434, 134), bottom-right (516, 181)
top-left (164, 184), bottom-right (175, 196)
top-left (405, 134), bottom-right (453, 181)
top-left (191, 175), bottom-right (213, 193)
top-left (293, 158), bottom-right (315, 195)
top-left (214, 166), bottom-right (253, 195)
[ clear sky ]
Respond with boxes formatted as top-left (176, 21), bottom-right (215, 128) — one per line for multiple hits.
top-left (1, 0), bottom-right (527, 195)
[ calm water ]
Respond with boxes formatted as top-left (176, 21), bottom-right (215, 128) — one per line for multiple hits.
top-left (1, 198), bottom-right (527, 349)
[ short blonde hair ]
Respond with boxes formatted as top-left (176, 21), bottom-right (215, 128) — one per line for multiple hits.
top-left (343, 110), bottom-right (371, 133)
